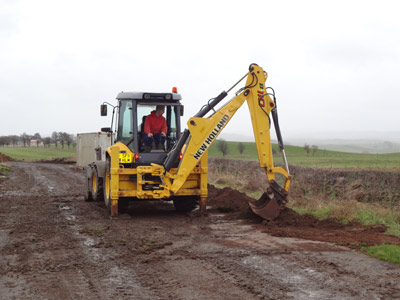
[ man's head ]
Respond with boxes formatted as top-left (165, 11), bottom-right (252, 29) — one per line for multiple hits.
top-left (155, 105), bottom-right (165, 117)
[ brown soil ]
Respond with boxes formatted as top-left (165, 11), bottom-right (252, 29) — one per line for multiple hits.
top-left (38, 157), bottom-right (76, 164)
top-left (0, 153), bottom-right (14, 162)
top-left (207, 184), bottom-right (400, 247)
top-left (207, 185), bottom-right (255, 217)
top-left (1, 162), bottom-right (400, 299)
top-left (260, 208), bottom-right (399, 247)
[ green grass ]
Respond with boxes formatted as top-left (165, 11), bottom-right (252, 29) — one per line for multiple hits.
top-left (0, 165), bottom-right (10, 176)
top-left (361, 244), bottom-right (400, 264)
top-left (0, 146), bottom-right (75, 160)
top-left (209, 140), bottom-right (400, 169)
top-left (357, 210), bottom-right (400, 237)
top-left (290, 202), bottom-right (400, 238)
top-left (291, 203), bottom-right (400, 265)
top-left (292, 206), bottom-right (332, 220)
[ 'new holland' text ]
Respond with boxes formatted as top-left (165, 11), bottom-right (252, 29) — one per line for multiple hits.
top-left (193, 114), bottom-right (230, 160)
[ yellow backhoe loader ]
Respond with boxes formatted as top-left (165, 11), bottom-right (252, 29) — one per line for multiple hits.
top-left (85, 64), bottom-right (291, 220)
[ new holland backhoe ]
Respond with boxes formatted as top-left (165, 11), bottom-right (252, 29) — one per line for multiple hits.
top-left (85, 64), bottom-right (291, 220)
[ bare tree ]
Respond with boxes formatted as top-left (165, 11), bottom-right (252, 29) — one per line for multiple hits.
top-left (42, 137), bottom-right (52, 148)
top-left (20, 132), bottom-right (32, 147)
top-left (238, 142), bottom-right (245, 155)
top-left (65, 133), bottom-right (74, 148)
top-left (304, 143), bottom-right (310, 155)
top-left (52, 132), bottom-right (58, 148)
top-left (58, 132), bottom-right (65, 148)
top-left (0, 136), bottom-right (7, 146)
top-left (10, 135), bottom-right (19, 146)
top-left (311, 144), bottom-right (318, 155)
top-left (217, 139), bottom-right (229, 157)
top-left (0, 135), bottom-right (20, 146)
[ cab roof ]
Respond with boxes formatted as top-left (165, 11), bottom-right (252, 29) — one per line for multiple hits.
top-left (116, 91), bottom-right (182, 101)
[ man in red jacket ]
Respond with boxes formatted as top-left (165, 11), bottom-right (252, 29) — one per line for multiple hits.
top-left (143, 105), bottom-right (167, 151)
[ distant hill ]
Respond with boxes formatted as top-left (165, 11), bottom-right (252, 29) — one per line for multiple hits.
top-left (286, 139), bottom-right (400, 154)
top-left (219, 131), bottom-right (400, 154)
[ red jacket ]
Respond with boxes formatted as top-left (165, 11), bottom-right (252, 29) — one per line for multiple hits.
top-left (144, 111), bottom-right (167, 135)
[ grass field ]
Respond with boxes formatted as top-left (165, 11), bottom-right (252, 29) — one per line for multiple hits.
top-left (0, 146), bottom-right (75, 160)
top-left (2, 140), bottom-right (400, 168)
top-left (208, 141), bottom-right (400, 169)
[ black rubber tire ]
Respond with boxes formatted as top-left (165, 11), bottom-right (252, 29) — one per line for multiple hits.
top-left (85, 184), bottom-right (94, 202)
top-left (90, 168), bottom-right (104, 201)
top-left (172, 196), bottom-right (199, 212)
top-left (118, 199), bottom-right (129, 213)
top-left (103, 158), bottom-right (111, 210)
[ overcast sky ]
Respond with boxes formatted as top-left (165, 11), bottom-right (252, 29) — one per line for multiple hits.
top-left (1, 0), bottom-right (399, 141)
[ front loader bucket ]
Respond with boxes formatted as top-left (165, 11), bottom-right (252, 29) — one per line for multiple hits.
top-left (248, 183), bottom-right (288, 220)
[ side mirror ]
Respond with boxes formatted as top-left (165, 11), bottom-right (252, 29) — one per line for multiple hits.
top-left (100, 104), bottom-right (107, 116)
top-left (180, 105), bottom-right (184, 116)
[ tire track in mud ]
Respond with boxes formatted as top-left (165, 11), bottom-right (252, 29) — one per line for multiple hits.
top-left (0, 162), bottom-right (157, 300)
top-left (56, 196), bottom-right (159, 300)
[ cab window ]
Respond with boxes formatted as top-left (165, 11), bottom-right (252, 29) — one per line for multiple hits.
top-left (137, 104), bottom-right (178, 150)
top-left (117, 100), bottom-right (133, 143)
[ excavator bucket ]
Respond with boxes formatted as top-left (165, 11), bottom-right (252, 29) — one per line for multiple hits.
top-left (248, 182), bottom-right (288, 220)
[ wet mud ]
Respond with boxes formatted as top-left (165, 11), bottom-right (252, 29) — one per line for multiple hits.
top-left (1, 162), bottom-right (400, 299)
top-left (0, 153), bottom-right (14, 162)
top-left (208, 184), bottom-right (400, 247)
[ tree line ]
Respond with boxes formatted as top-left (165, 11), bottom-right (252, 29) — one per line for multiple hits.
top-left (217, 140), bottom-right (246, 157)
top-left (303, 143), bottom-right (318, 155)
top-left (0, 132), bottom-right (75, 148)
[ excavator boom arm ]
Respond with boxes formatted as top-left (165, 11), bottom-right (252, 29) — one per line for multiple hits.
top-left (164, 64), bottom-right (291, 220)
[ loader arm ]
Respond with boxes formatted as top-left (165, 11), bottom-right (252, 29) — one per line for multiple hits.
top-left (164, 64), bottom-right (292, 219)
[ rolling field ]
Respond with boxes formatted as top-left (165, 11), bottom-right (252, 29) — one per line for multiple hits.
top-left (2, 141), bottom-right (400, 168)
top-left (0, 146), bottom-right (75, 161)
top-left (208, 141), bottom-right (400, 169)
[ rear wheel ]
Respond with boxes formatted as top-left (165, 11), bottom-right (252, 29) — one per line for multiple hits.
top-left (173, 196), bottom-right (199, 212)
top-left (103, 158), bottom-right (111, 209)
top-left (90, 168), bottom-right (103, 201)
top-left (85, 184), bottom-right (94, 202)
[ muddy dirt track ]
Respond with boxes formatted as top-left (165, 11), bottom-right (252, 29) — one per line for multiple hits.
top-left (1, 162), bottom-right (400, 300)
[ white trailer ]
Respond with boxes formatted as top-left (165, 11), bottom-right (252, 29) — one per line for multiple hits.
top-left (76, 132), bottom-right (113, 168)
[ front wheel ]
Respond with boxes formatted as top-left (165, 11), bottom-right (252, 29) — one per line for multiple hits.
top-left (103, 157), bottom-right (122, 217)
top-left (172, 196), bottom-right (199, 212)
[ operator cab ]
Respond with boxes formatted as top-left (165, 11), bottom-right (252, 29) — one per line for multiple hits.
top-left (102, 90), bottom-right (183, 166)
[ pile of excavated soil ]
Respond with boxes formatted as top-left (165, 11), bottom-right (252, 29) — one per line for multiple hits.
top-left (0, 153), bottom-right (14, 162)
top-left (38, 158), bottom-right (75, 164)
top-left (261, 208), bottom-right (400, 247)
top-left (207, 185), bottom-right (257, 219)
top-left (207, 184), bottom-right (400, 247)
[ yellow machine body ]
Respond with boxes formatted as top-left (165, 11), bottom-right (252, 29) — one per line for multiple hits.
top-left (93, 64), bottom-right (291, 219)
